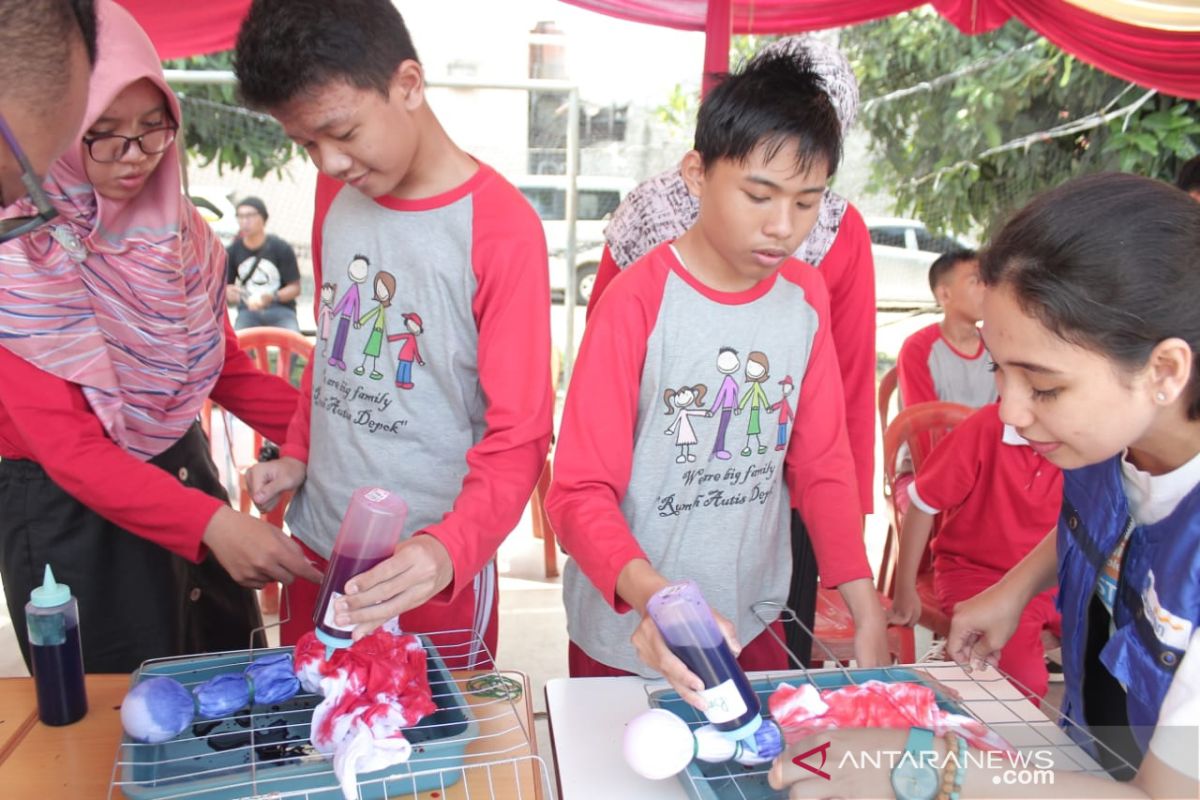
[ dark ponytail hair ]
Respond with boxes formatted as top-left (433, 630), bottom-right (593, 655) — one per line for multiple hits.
top-left (980, 172), bottom-right (1200, 419)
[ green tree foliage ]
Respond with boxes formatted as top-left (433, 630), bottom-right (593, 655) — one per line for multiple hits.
top-left (163, 51), bottom-right (301, 178)
top-left (842, 9), bottom-right (1198, 235)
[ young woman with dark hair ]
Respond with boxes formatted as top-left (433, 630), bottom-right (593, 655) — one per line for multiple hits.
top-left (770, 172), bottom-right (1200, 799)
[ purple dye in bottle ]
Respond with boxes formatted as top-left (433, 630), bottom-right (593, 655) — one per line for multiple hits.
top-left (667, 642), bottom-right (760, 733)
top-left (313, 552), bottom-right (396, 639)
top-left (647, 581), bottom-right (763, 738)
top-left (31, 624), bottom-right (87, 726)
top-left (312, 488), bottom-right (409, 649)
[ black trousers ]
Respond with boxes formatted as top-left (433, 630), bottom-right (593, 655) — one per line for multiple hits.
top-left (0, 423), bottom-right (264, 674)
top-left (784, 509), bottom-right (818, 667)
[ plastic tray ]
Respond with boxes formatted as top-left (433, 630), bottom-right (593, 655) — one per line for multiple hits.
top-left (647, 666), bottom-right (971, 800)
top-left (118, 639), bottom-right (476, 800)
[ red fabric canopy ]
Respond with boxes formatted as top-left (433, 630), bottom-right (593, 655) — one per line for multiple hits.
top-left (114, 0), bottom-right (1200, 99)
top-left (115, 0), bottom-right (251, 61)
top-left (558, 0), bottom-right (1200, 99)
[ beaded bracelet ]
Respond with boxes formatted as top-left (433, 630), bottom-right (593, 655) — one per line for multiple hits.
top-left (935, 731), bottom-right (968, 800)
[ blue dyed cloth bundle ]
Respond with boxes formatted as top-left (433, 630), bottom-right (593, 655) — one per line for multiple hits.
top-left (121, 653), bottom-right (301, 743)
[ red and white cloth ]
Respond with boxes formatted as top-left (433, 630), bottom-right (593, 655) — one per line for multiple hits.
top-left (294, 626), bottom-right (437, 800)
top-left (769, 680), bottom-right (1013, 753)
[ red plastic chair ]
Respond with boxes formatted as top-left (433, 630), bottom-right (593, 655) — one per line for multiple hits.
top-left (877, 366), bottom-right (899, 509)
top-left (878, 365), bottom-right (899, 435)
top-left (232, 327), bottom-right (314, 492)
top-left (877, 401), bottom-right (974, 638)
top-left (810, 585), bottom-right (915, 666)
top-left (209, 327), bottom-right (314, 614)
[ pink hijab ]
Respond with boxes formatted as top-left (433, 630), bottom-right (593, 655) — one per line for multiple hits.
top-left (0, 0), bottom-right (226, 460)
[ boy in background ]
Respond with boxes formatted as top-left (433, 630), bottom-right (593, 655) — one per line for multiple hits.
top-left (893, 249), bottom-right (997, 511)
top-left (236, 0), bottom-right (552, 663)
top-left (897, 249), bottom-right (996, 409)
top-left (547, 53), bottom-right (888, 702)
top-left (889, 403), bottom-right (1062, 699)
top-left (225, 196), bottom-right (302, 332)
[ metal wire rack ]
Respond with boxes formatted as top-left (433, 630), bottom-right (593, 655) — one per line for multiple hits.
top-left (640, 602), bottom-right (1137, 800)
top-left (107, 628), bottom-right (552, 800)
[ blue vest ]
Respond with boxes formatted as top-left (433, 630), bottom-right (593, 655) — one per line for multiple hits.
top-left (1057, 456), bottom-right (1200, 756)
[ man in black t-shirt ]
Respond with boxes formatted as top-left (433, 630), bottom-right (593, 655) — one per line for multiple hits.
top-left (225, 196), bottom-right (302, 331)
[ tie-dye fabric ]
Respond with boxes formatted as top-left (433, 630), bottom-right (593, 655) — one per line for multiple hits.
top-left (0, 0), bottom-right (225, 460)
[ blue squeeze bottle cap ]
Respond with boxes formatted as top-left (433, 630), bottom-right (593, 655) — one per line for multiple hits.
top-left (314, 627), bottom-right (352, 661)
top-left (30, 564), bottom-right (71, 608)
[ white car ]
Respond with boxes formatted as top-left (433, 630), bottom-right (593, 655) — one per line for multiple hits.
top-left (548, 243), bottom-right (605, 307)
top-left (867, 216), bottom-right (976, 309)
top-left (516, 175), bottom-right (635, 305)
top-left (188, 185), bottom-right (239, 247)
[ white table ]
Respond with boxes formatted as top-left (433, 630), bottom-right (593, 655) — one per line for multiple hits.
top-left (545, 664), bottom-right (1111, 800)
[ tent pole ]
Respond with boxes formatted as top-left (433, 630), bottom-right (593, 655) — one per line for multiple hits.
top-left (702, 0), bottom-right (733, 98)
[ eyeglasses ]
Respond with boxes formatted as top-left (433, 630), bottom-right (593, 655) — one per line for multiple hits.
top-left (82, 126), bottom-right (178, 164)
top-left (0, 113), bottom-right (59, 243)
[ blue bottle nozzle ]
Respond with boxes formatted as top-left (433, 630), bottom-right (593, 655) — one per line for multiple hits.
top-left (30, 564), bottom-right (71, 608)
top-left (314, 627), bottom-right (352, 661)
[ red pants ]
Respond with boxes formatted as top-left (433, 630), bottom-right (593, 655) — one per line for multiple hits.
top-left (568, 620), bottom-right (790, 678)
top-left (281, 539), bottom-right (500, 669)
top-left (935, 565), bottom-right (1061, 700)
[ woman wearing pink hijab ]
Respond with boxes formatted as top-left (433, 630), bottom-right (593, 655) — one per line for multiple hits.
top-left (0, 0), bottom-right (320, 673)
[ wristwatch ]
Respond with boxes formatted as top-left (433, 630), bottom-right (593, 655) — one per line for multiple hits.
top-left (891, 727), bottom-right (940, 800)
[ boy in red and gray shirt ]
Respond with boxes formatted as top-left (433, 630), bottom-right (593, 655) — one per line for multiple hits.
top-left (893, 249), bottom-right (998, 512)
top-left (236, 0), bottom-right (552, 661)
top-left (889, 403), bottom-right (1062, 699)
top-left (897, 249), bottom-right (996, 409)
top-left (547, 52), bottom-right (888, 704)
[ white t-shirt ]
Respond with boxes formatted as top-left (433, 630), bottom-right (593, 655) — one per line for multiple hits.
top-left (1121, 448), bottom-right (1200, 525)
top-left (1148, 628), bottom-right (1200, 780)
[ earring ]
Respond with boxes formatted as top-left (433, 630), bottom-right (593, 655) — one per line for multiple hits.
top-left (1156, 391), bottom-right (1168, 403)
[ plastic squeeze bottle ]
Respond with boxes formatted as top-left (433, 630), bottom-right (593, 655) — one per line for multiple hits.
top-left (312, 487), bottom-right (409, 656)
top-left (26, 565), bottom-right (88, 725)
top-left (646, 580), bottom-right (763, 740)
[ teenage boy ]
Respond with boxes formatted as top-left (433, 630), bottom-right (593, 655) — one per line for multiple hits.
top-left (896, 249), bottom-right (996, 409)
top-left (547, 53), bottom-right (888, 700)
top-left (235, 0), bottom-right (552, 662)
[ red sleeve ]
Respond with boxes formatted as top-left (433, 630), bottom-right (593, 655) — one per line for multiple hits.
top-left (898, 326), bottom-right (938, 408)
top-left (783, 267), bottom-right (872, 587)
top-left (910, 405), bottom-right (991, 513)
top-left (545, 264), bottom-right (662, 613)
top-left (280, 174), bottom-right (341, 464)
top-left (585, 245), bottom-right (622, 321)
top-left (207, 315), bottom-right (299, 445)
top-left (820, 206), bottom-right (876, 513)
top-left (279, 358), bottom-right (313, 463)
top-left (419, 178), bottom-right (554, 598)
top-left (0, 347), bottom-right (220, 562)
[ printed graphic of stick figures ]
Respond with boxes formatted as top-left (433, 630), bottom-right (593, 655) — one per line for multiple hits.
top-left (387, 312), bottom-right (426, 390)
top-left (353, 271), bottom-right (397, 380)
top-left (328, 255), bottom-right (370, 370)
